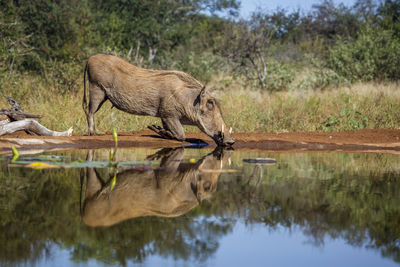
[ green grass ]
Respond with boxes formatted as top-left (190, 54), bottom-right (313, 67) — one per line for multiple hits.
top-left (1, 73), bottom-right (399, 134)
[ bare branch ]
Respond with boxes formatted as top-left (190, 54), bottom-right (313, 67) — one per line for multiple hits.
top-left (0, 96), bottom-right (72, 136)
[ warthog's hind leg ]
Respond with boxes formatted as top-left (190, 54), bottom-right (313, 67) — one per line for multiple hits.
top-left (148, 118), bottom-right (185, 141)
top-left (86, 83), bottom-right (107, 136)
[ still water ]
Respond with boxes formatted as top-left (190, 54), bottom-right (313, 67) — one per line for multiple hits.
top-left (0, 147), bottom-right (399, 266)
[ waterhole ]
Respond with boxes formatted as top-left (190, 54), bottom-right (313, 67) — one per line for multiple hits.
top-left (0, 147), bottom-right (399, 266)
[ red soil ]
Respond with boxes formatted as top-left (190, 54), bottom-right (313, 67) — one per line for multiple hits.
top-left (1, 129), bottom-right (400, 154)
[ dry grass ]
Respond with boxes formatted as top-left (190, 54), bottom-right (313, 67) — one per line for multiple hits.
top-left (219, 81), bottom-right (400, 133)
top-left (1, 73), bottom-right (399, 134)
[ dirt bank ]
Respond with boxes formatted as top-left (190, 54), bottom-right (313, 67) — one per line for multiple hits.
top-left (0, 129), bottom-right (400, 154)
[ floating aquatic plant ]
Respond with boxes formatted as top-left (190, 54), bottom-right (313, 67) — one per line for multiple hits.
top-left (8, 129), bottom-right (155, 170)
top-left (25, 162), bottom-right (59, 169)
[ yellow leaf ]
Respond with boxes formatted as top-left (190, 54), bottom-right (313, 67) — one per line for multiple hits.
top-left (25, 162), bottom-right (60, 169)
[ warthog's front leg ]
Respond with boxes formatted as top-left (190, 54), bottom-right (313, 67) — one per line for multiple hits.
top-left (148, 117), bottom-right (185, 141)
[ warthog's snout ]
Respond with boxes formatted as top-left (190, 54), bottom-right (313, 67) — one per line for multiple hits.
top-left (224, 139), bottom-right (235, 146)
top-left (223, 135), bottom-right (235, 147)
top-left (214, 131), bottom-right (235, 147)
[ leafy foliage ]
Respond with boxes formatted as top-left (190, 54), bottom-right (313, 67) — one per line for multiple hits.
top-left (320, 108), bottom-right (369, 131)
top-left (1, 0), bottom-right (400, 93)
top-left (328, 26), bottom-right (400, 82)
top-left (0, 6), bottom-right (33, 74)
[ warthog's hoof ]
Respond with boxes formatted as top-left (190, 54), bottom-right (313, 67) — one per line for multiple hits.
top-left (147, 125), bottom-right (176, 140)
top-left (148, 125), bottom-right (162, 133)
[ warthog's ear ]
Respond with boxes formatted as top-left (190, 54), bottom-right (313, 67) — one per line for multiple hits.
top-left (194, 86), bottom-right (207, 107)
top-left (200, 86), bottom-right (207, 98)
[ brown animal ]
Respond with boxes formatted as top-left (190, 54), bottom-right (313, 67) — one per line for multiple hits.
top-left (82, 148), bottom-right (233, 227)
top-left (83, 53), bottom-right (234, 146)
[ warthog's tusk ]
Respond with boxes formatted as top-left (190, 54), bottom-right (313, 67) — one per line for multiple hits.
top-left (222, 124), bottom-right (224, 133)
top-left (228, 157), bottom-right (232, 166)
top-left (220, 160), bottom-right (223, 169)
top-left (229, 127), bottom-right (232, 134)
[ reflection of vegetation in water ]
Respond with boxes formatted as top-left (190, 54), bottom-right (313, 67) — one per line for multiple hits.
top-left (69, 216), bottom-right (231, 265)
top-left (0, 167), bottom-right (79, 263)
top-left (211, 152), bottom-right (400, 262)
top-left (0, 150), bottom-right (399, 265)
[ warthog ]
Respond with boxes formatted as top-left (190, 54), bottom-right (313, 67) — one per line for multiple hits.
top-left (82, 148), bottom-right (232, 227)
top-left (83, 53), bottom-right (234, 146)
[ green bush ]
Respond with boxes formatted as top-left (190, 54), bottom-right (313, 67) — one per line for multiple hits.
top-left (263, 59), bottom-right (295, 91)
top-left (174, 52), bottom-right (226, 84)
top-left (328, 26), bottom-right (400, 82)
top-left (320, 108), bottom-right (369, 132)
top-left (297, 68), bottom-right (349, 90)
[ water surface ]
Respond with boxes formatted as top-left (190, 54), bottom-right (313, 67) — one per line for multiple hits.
top-left (0, 148), bottom-right (399, 266)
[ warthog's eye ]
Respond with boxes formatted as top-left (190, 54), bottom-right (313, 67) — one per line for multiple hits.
top-left (206, 99), bottom-right (214, 110)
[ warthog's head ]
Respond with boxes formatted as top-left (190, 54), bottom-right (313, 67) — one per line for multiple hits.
top-left (192, 148), bottom-right (233, 202)
top-left (196, 87), bottom-right (234, 147)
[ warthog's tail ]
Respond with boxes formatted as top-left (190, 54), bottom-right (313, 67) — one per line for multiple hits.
top-left (82, 61), bottom-right (89, 116)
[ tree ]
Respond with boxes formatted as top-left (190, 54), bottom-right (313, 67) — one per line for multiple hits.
top-left (0, 2), bottom-right (33, 73)
top-left (377, 0), bottom-right (400, 35)
top-left (310, 0), bottom-right (360, 40)
top-left (220, 15), bottom-right (274, 89)
top-left (220, 13), bottom-right (294, 90)
top-left (90, 0), bottom-right (239, 65)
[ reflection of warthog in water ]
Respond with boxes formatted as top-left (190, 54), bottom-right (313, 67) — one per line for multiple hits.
top-left (83, 53), bottom-right (234, 146)
top-left (82, 148), bottom-right (233, 227)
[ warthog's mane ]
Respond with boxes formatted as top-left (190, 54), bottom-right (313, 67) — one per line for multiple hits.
top-left (154, 71), bottom-right (203, 89)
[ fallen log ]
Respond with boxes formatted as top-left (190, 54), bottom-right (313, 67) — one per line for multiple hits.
top-left (0, 119), bottom-right (73, 136)
top-left (0, 96), bottom-right (73, 137)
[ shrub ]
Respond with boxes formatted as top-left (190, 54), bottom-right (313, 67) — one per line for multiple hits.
top-left (320, 108), bottom-right (369, 132)
top-left (263, 59), bottom-right (295, 91)
top-left (296, 54), bottom-right (349, 90)
top-left (297, 68), bottom-right (349, 90)
top-left (173, 52), bottom-right (226, 84)
top-left (328, 26), bottom-right (400, 82)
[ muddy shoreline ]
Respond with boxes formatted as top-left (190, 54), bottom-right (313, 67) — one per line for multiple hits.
top-left (0, 129), bottom-right (400, 154)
